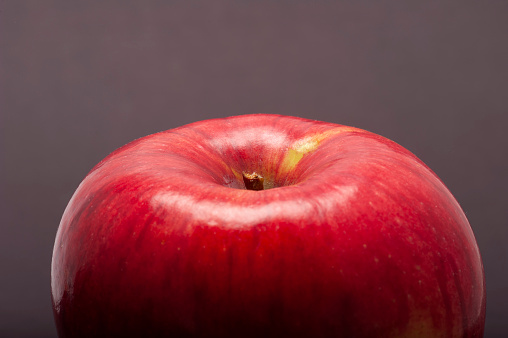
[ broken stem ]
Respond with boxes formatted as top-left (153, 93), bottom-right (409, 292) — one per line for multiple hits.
top-left (242, 172), bottom-right (264, 191)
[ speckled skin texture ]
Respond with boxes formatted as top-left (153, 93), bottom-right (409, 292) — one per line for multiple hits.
top-left (51, 114), bottom-right (485, 337)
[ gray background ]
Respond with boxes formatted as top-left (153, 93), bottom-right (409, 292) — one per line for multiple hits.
top-left (1, 1), bottom-right (507, 337)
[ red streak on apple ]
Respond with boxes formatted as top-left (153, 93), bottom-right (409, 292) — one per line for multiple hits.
top-left (51, 114), bottom-right (485, 337)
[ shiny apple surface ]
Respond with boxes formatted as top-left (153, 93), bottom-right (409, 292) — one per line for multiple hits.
top-left (52, 114), bottom-right (485, 337)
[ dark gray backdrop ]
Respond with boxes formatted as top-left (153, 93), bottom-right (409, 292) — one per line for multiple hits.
top-left (1, 1), bottom-right (507, 337)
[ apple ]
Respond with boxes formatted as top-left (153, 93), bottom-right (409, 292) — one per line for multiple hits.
top-left (51, 114), bottom-right (486, 337)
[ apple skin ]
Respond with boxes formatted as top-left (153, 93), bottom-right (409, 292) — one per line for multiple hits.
top-left (51, 114), bottom-right (485, 337)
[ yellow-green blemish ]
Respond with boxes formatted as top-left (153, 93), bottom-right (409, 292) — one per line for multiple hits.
top-left (280, 127), bottom-right (357, 173)
top-left (280, 148), bottom-right (305, 172)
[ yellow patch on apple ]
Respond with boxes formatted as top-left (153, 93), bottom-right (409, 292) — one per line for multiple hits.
top-left (280, 127), bottom-right (358, 173)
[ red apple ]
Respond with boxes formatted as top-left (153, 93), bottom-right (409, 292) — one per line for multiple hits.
top-left (51, 114), bottom-right (485, 337)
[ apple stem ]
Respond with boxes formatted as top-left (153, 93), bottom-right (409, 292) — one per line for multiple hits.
top-left (242, 172), bottom-right (264, 191)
